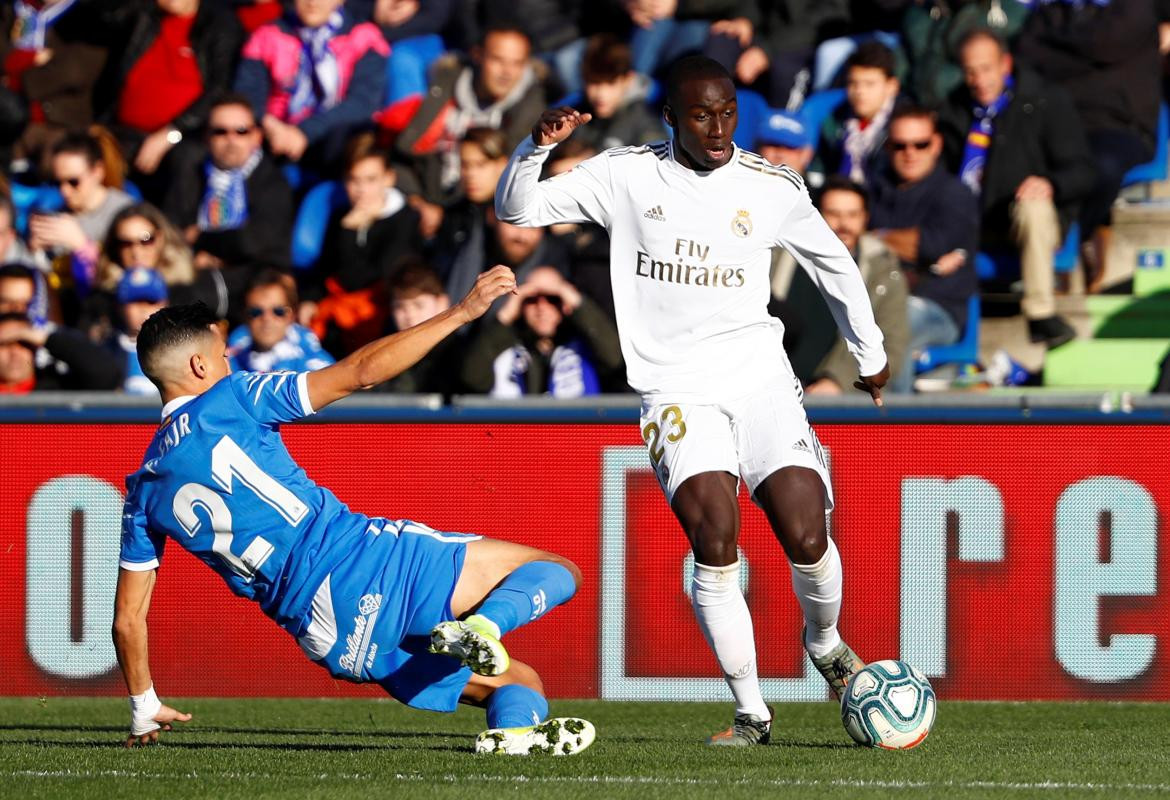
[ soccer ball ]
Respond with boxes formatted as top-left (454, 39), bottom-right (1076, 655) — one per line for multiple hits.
top-left (841, 659), bottom-right (936, 750)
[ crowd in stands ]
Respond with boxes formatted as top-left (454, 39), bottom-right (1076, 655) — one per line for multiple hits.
top-left (0, 0), bottom-right (1167, 398)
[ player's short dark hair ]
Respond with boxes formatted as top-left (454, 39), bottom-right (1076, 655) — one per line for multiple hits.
top-left (0, 262), bottom-right (36, 285)
top-left (889, 105), bottom-right (938, 133)
top-left (50, 131), bottom-right (103, 167)
top-left (957, 27), bottom-right (1007, 57)
top-left (665, 55), bottom-right (733, 110)
top-left (245, 268), bottom-right (297, 308)
top-left (207, 91), bottom-right (258, 125)
top-left (582, 34), bottom-right (632, 84)
top-left (136, 302), bottom-right (221, 385)
top-left (817, 175), bottom-right (869, 214)
top-left (844, 41), bottom-right (897, 79)
top-left (389, 259), bottom-right (445, 298)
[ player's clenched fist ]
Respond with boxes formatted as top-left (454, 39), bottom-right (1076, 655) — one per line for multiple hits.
top-left (532, 107), bottom-right (593, 147)
top-left (458, 265), bottom-right (517, 323)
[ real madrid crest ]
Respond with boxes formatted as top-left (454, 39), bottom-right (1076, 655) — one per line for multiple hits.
top-left (731, 209), bottom-right (752, 238)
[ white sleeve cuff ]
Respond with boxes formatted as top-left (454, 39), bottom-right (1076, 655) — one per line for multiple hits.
top-left (297, 372), bottom-right (315, 416)
top-left (119, 558), bottom-right (159, 571)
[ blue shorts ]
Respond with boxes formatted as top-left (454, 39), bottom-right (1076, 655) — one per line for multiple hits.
top-left (294, 519), bottom-right (480, 712)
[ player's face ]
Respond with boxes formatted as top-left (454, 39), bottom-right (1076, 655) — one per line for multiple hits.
top-left (888, 117), bottom-right (942, 185)
top-left (392, 290), bottom-right (449, 330)
top-left (477, 31), bottom-right (530, 102)
top-left (585, 74), bottom-right (630, 119)
top-left (202, 329), bottom-right (232, 384)
top-left (0, 319), bottom-right (34, 385)
top-left (819, 189), bottom-right (868, 254)
top-left (846, 67), bottom-right (897, 121)
top-left (245, 285), bottom-right (294, 351)
top-left (667, 76), bottom-right (737, 171)
top-left (961, 38), bottom-right (1012, 108)
top-left (207, 104), bottom-right (262, 170)
top-left (460, 143), bottom-right (507, 204)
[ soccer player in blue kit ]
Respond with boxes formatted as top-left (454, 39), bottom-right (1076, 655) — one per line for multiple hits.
top-left (112, 266), bottom-right (595, 755)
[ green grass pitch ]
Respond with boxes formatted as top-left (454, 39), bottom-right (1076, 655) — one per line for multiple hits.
top-left (2, 698), bottom-right (1168, 799)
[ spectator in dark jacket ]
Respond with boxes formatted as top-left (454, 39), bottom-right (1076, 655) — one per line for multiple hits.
top-left (375, 260), bottom-right (461, 396)
top-left (939, 29), bottom-right (1094, 348)
top-left (868, 107), bottom-right (979, 389)
top-left (461, 266), bottom-right (623, 397)
top-left (0, 0), bottom-right (110, 179)
top-left (819, 41), bottom-right (901, 186)
top-left (1016, 0), bottom-right (1162, 268)
top-left (163, 93), bottom-right (293, 291)
top-left (235, 0), bottom-right (389, 169)
top-left (0, 310), bottom-right (122, 392)
top-left (99, 0), bottom-right (245, 193)
top-left (304, 132), bottom-right (421, 356)
top-left (392, 26), bottom-right (549, 208)
top-left (571, 34), bottom-right (664, 151)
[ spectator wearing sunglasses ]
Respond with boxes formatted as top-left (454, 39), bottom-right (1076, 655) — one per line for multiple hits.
top-left (0, 310), bottom-right (123, 394)
top-left (28, 132), bottom-right (134, 292)
top-left (461, 266), bottom-right (622, 398)
top-left (868, 107), bottom-right (979, 392)
top-left (227, 268), bottom-right (334, 373)
top-left (163, 93), bottom-right (294, 292)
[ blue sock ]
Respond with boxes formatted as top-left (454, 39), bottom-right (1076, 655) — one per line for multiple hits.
top-left (476, 561), bottom-right (577, 636)
top-left (486, 684), bottom-right (548, 729)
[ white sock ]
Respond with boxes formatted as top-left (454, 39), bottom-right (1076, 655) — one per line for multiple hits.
top-left (691, 560), bottom-right (770, 719)
top-left (789, 537), bottom-right (843, 659)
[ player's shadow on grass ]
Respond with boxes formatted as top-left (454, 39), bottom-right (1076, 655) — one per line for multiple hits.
top-left (775, 740), bottom-right (857, 750)
top-left (0, 724), bottom-right (127, 733)
top-left (5, 738), bottom-right (470, 753)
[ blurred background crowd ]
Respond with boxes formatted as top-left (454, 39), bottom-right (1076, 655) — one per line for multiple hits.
top-left (0, 0), bottom-right (1168, 400)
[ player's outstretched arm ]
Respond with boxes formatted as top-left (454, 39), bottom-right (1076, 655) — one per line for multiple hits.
top-left (112, 567), bottom-right (192, 747)
top-left (306, 266), bottom-right (517, 410)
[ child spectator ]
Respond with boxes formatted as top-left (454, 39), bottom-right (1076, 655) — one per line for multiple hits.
top-left (229, 268), bottom-right (333, 373)
top-left (235, 0), bottom-right (389, 168)
top-left (304, 133), bottom-right (420, 357)
top-left (572, 34), bottom-right (663, 151)
top-left (819, 41), bottom-right (901, 186)
top-left (374, 259), bottom-right (459, 396)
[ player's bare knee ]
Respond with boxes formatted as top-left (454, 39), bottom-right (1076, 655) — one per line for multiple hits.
top-left (785, 514), bottom-right (828, 565)
top-left (689, 517), bottom-right (740, 566)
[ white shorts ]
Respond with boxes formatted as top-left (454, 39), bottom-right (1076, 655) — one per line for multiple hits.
top-left (639, 375), bottom-right (833, 510)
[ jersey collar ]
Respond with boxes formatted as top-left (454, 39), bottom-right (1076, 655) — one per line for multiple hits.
top-left (160, 395), bottom-right (196, 422)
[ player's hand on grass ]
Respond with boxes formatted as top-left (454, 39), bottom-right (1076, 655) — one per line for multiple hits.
top-left (532, 107), bottom-right (592, 147)
top-left (854, 362), bottom-right (890, 408)
top-left (125, 702), bottom-right (192, 748)
top-left (459, 265), bottom-right (517, 323)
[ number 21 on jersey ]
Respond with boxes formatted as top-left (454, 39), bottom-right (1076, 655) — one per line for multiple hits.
top-left (172, 435), bottom-right (308, 580)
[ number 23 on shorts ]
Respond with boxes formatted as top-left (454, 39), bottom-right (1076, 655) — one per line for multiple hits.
top-left (642, 405), bottom-right (687, 471)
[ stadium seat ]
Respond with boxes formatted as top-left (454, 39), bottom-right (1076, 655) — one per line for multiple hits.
top-left (915, 293), bottom-right (981, 374)
top-left (974, 222), bottom-right (1081, 281)
top-left (10, 183), bottom-right (63, 236)
top-left (1121, 102), bottom-right (1169, 190)
top-left (384, 34), bottom-right (446, 106)
top-left (797, 88), bottom-right (846, 149)
top-left (291, 180), bottom-right (348, 270)
top-left (732, 89), bottom-right (768, 149)
top-left (122, 180), bottom-right (143, 202)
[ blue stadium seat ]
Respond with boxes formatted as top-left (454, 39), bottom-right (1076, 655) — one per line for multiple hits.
top-left (797, 88), bottom-right (846, 149)
top-left (732, 89), bottom-right (768, 149)
top-left (10, 183), bottom-right (63, 236)
top-left (384, 34), bottom-right (446, 106)
top-left (1122, 102), bottom-right (1168, 188)
top-left (975, 222), bottom-right (1081, 281)
top-left (916, 293), bottom-right (981, 374)
top-left (291, 180), bottom-right (348, 270)
top-left (122, 180), bottom-right (143, 202)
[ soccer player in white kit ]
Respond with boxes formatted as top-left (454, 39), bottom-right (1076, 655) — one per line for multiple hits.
top-left (496, 56), bottom-right (890, 746)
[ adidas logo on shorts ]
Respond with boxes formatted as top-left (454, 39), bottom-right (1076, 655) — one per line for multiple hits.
top-left (643, 205), bottom-right (666, 222)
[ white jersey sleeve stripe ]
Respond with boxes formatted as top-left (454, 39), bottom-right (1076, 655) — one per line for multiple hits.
top-left (496, 137), bottom-right (614, 229)
top-left (297, 371), bottom-right (315, 416)
top-left (120, 558), bottom-right (159, 571)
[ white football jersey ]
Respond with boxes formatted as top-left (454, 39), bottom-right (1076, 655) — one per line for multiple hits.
top-left (496, 138), bottom-right (887, 401)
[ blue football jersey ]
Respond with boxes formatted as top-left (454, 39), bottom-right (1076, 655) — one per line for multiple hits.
top-left (120, 371), bottom-right (369, 629)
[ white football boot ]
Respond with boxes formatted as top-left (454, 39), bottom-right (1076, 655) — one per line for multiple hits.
top-left (475, 717), bottom-right (596, 756)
